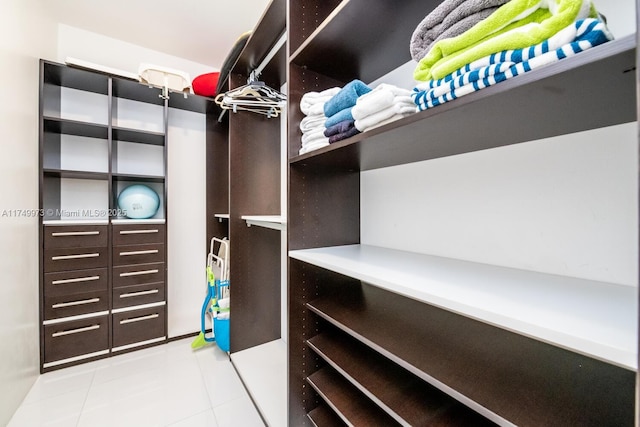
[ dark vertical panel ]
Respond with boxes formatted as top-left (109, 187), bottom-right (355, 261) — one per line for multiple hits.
top-left (288, 260), bottom-right (321, 426)
top-left (38, 60), bottom-right (46, 372)
top-left (288, 164), bottom-right (359, 251)
top-left (635, 0), bottom-right (640, 425)
top-left (228, 71), bottom-right (283, 353)
top-left (288, 260), bottom-right (362, 425)
top-left (107, 78), bottom-right (115, 350)
top-left (233, 0), bottom-right (286, 79)
top-left (231, 226), bottom-right (281, 352)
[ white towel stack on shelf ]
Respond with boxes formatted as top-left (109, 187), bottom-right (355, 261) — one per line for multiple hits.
top-left (298, 87), bottom-right (340, 155)
top-left (352, 84), bottom-right (417, 132)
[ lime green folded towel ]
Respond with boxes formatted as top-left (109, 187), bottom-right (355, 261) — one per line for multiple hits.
top-left (414, 0), bottom-right (597, 81)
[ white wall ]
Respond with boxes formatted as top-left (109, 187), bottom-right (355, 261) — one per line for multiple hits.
top-left (362, 1), bottom-right (638, 287)
top-left (57, 24), bottom-right (215, 81)
top-left (362, 123), bottom-right (638, 285)
top-left (0, 0), bottom-right (57, 424)
top-left (167, 108), bottom-right (206, 337)
top-left (56, 25), bottom-right (210, 337)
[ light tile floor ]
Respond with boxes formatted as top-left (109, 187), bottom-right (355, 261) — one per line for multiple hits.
top-left (8, 338), bottom-right (265, 427)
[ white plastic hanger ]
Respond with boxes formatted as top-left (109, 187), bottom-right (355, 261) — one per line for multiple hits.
top-left (215, 74), bottom-right (286, 118)
top-left (216, 32), bottom-right (287, 120)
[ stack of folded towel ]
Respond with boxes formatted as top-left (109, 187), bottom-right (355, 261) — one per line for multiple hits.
top-left (352, 84), bottom-right (417, 132)
top-left (299, 80), bottom-right (419, 152)
top-left (413, 18), bottom-right (612, 110)
top-left (409, 0), bottom-right (611, 110)
top-left (298, 87), bottom-right (340, 155)
top-left (323, 80), bottom-right (372, 143)
top-left (410, 0), bottom-right (512, 63)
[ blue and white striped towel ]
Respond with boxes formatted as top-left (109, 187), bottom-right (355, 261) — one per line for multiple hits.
top-left (413, 19), bottom-right (613, 111)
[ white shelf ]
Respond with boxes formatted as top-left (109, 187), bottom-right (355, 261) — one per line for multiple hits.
top-left (289, 244), bottom-right (638, 370)
top-left (111, 218), bottom-right (166, 225)
top-left (43, 219), bottom-right (109, 226)
top-left (230, 339), bottom-right (287, 427)
top-left (214, 213), bottom-right (230, 222)
top-left (241, 215), bottom-right (286, 231)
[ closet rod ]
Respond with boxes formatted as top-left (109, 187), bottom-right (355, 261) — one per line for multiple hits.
top-left (218, 31), bottom-right (287, 122)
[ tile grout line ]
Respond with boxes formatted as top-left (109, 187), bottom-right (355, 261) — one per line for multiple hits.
top-left (75, 365), bottom-right (99, 427)
top-left (192, 346), bottom-right (220, 427)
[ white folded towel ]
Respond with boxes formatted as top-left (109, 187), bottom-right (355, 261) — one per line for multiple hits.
top-left (301, 128), bottom-right (328, 145)
top-left (300, 114), bottom-right (326, 133)
top-left (306, 102), bottom-right (328, 117)
top-left (372, 83), bottom-right (413, 97)
top-left (299, 140), bottom-right (330, 155)
top-left (352, 84), bottom-right (414, 120)
top-left (355, 103), bottom-right (417, 132)
top-left (359, 114), bottom-right (408, 132)
top-left (300, 87), bottom-right (341, 115)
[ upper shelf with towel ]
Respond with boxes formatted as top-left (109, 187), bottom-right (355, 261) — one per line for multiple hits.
top-left (289, 0), bottom-right (434, 83)
top-left (290, 34), bottom-right (636, 170)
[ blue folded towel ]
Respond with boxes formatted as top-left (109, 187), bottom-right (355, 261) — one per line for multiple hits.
top-left (329, 126), bottom-right (361, 144)
top-left (324, 119), bottom-right (356, 137)
top-left (413, 19), bottom-right (611, 111)
top-left (324, 80), bottom-right (372, 117)
top-left (325, 107), bottom-right (355, 128)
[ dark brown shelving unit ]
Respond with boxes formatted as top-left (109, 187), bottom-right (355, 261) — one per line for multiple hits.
top-left (39, 59), bottom-right (215, 372)
top-left (307, 405), bottom-right (345, 427)
top-left (307, 330), bottom-right (496, 426)
top-left (287, 1), bottom-right (639, 426)
top-left (112, 77), bottom-right (165, 106)
top-left (215, 0), bottom-right (286, 355)
top-left (111, 126), bottom-right (165, 146)
top-left (111, 173), bottom-right (165, 183)
top-left (42, 61), bottom-right (109, 94)
top-left (308, 283), bottom-right (634, 426)
top-left (43, 117), bottom-right (108, 139)
top-left (307, 367), bottom-right (402, 426)
top-left (205, 1), bottom-right (288, 425)
top-left (290, 35), bottom-right (636, 172)
top-left (42, 169), bottom-right (109, 180)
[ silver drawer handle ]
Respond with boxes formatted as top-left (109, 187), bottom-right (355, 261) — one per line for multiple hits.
top-left (51, 231), bottom-right (100, 237)
top-left (120, 289), bottom-right (159, 298)
top-left (52, 253), bottom-right (100, 261)
top-left (119, 249), bottom-right (159, 256)
top-left (52, 298), bottom-right (100, 309)
top-left (120, 229), bottom-right (159, 235)
top-left (120, 313), bottom-right (159, 324)
top-left (52, 324), bottom-right (100, 337)
top-left (52, 275), bottom-right (100, 285)
top-left (120, 269), bottom-right (159, 277)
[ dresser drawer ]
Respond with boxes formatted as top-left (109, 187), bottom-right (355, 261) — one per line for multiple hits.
top-left (44, 225), bottom-right (108, 249)
top-left (112, 243), bottom-right (164, 266)
top-left (113, 224), bottom-right (165, 246)
top-left (44, 268), bottom-right (108, 298)
top-left (113, 263), bottom-right (164, 288)
top-left (44, 247), bottom-right (108, 273)
top-left (112, 282), bottom-right (165, 309)
top-left (112, 306), bottom-right (166, 348)
top-left (43, 290), bottom-right (109, 320)
top-left (43, 315), bottom-right (109, 364)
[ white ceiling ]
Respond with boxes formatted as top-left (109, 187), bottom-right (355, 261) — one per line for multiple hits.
top-left (43, 0), bottom-right (271, 68)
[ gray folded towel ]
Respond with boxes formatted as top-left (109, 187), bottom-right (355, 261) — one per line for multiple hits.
top-left (410, 0), bottom-right (511, 62)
